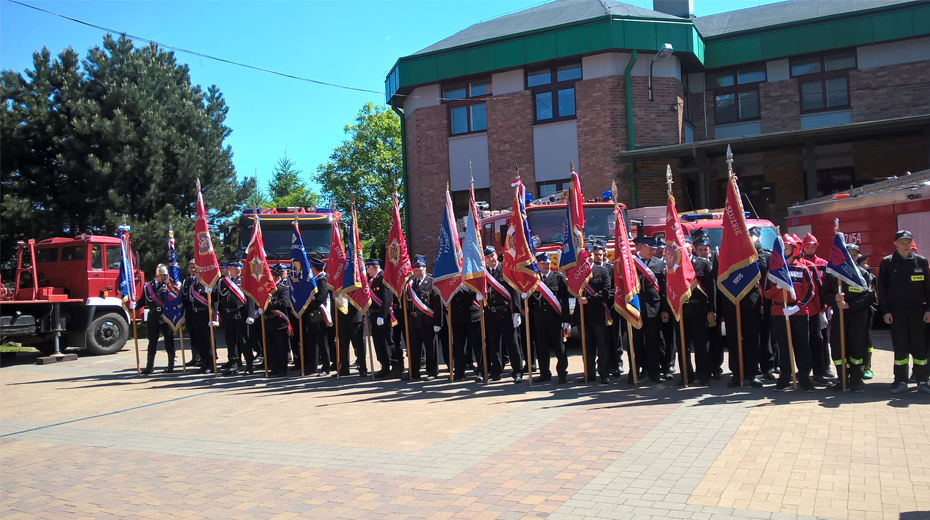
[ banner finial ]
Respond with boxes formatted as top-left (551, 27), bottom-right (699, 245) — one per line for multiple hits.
top-left (726, 145), bottom-right (734, 175)
top-left (666, 164), bottom-right (673, 195)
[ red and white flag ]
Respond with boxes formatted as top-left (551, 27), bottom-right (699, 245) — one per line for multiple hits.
top-left (240, 213), bottom-right (277, 310)
top-left (384, 195), bottom-right (412, 298)
top-left (664, 184), bottom-right (696, 320)
top-left (193, 180), bottom-right (220, 289)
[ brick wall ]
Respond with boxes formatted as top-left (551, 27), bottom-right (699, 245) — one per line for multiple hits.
top-left (759, 79), bottom-right (801, 133)
top-left (487, 91), bottom-right (535, 212)
top-left (850, 60), bottom-right (930, 123)
top-left (404, 105), bottom-right (450, 268)
top-left (576, 76), bottom-right (625, 201)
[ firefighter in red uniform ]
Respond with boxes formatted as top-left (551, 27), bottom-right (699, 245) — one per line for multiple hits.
top-left (800, 233), bottom-right (832, 384)
top-left (764, 235), bottom-right (816, 392)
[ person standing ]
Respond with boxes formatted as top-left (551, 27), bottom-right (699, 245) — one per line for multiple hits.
top-left (450, 286), bottom-right (483, 382)
top-left (139, 264), bottom-right (175, 374)
top-left (821, 252), bottom-right (874, 392)
top-left (678, 240), bottom-right (716, 386)
top-left (220, 260), bottom-right (253, 375)
top-left (878, 230), bottom-right (930, 394)
top-left (576, 242), bottom-right (614, 383)
top-left (180, 259), bottom-right (202, 368)
top-left (483, 246), bottom-right (524, 383)
top-left (305, 257), bottom-right (332, 376)
top-left (799, 233), bottom-right (831, 384)
top-left (366, 259), bottom-right (397, 378)
top-left (632, 235), bottom-right (669, 383)
top-left (848, 245), bottom-right (876, 379)
top-left (265, 264), bottom-right (292, 377)
top-left (405, 255), bottom-right (442, 380)
top-left (184, 261), bottom-right (215, 374)
top-left (530, 252), bottom-right (571, 383)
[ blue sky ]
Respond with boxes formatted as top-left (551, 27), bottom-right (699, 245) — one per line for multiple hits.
top-left (1, 0), bottom-right (782, 193)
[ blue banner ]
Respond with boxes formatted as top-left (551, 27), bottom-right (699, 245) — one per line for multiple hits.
top-left (289, 221), bottom-right (318, 318)
top-left (718, 261), bottom-right (760, 304)
top-left (163, 230), bottom-right (185, 331)
top-left (115, 224), bottom-right (136, 308)
top-left (826, 232), bottom-right (867, 290)
top-left (767, 235), bottom-right (795, 300)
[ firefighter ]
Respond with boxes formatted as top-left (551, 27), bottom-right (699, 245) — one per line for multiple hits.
top-left (848, 245), bottom-right (877, 379)
top-left (631, 235), bottom-right (669, 384)
top-left (878, 230), bottom-right (930, 394)
top-left (678, 239), bottom-right (716, 386)
top-left (265, 264), bottom-right (292, 377)
top-left (306, 256), bottom-right (332, 376)
top-left (219, 261), bottom-right (253, 375)
top-left (483, 246), bottom-right (524, 383)
top-left (530, 252), bottom-right (571, 383)
top-left (140, 264), bottom-right (175, 374)
top-left (366, 258), bottom-right (396, 378)
top-left (184, 261), bottom-right (216, 374)
top-left (821, 249), bottom-right (875, 392)
top-left (405, 255), bottom-right (443, 380)
top-left (800, 233), bottom-right (832, 384)
top-left (180, 259), bottom-right (202, 368)
top-left (576, 241), bottom-right (614, 383)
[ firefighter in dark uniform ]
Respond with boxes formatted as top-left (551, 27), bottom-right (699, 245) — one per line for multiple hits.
top-left (219, 260), bottom-right (253, 375)
top-left (265, 264), bottom-right (291, 377)
top-left (821, 249), bottom-right (875, 392)
top-left (654, 237), bottom-right (679, 376)
top-left (531, 252), bottom-right (571, 383)
top-left (450, 286), bottom-right (483, 382)
top-left (405, 255), bottom-right (442, 380)
top-left (575, 242), bottom-right (614, 383)
top-left (306, 256), bottom-right (332, 376)
top-left (181, 259), bottom-right (202, 368)
top-left (366, 258), bottom-right (396, 378)
top-left (751, 227), bottom-right (778, 381)
top-left (765, 234), bottom-right (816, 392)
top-left (184, 262), bottom-right (216, 374)
top-left (848, 244), bottom-right (876, 379)
top-left (139, 264), bottom-right (175, 374)
top-left (878, 230), bottom-right (930, 394)
top-left (337, 291), bottom-right (367, 378)
top-left (677, 239), bottom-right (716, 386)
top-left (692, 230), bottom-right (725, 380)
top-left (717, 243), bottom-right (766, 389)
top-left (482, 246), bottom-right (525, 383)
top-left (632, 235), bottom-right (670, 383)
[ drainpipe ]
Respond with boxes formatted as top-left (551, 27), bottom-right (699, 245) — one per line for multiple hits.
top-left (391, 104), bottom-right (410, 235)
top-left (624, 50), bottom-right (638, 208)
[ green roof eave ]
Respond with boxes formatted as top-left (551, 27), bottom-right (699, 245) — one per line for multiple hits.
top-left (385, 15), bottom-right (704, 106)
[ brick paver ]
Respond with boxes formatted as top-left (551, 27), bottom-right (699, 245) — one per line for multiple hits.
top-left (1, 330), bottom-right (928, 519)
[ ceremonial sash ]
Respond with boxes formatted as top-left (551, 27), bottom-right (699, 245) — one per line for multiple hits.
top-left (191, 286), bottom-right (208, 307)
top-left (633, 255), bottom-right (660, 292)
top-left (537, 277), bottom-right (562, 314)
top-left (224, 276), bottom-right (246, 304)
top-left (369, 279), bottom-right (398, 326)
top-left (270, 309), bottom-right (294, 334)
top-left (407, 280), bottom-right (434, 318)
top-left (485, 269), bottom-right (512, 301)
top-left (322, 296), bottom-right (333, 326)
top-left (145, 282), bottom-right (164, 307)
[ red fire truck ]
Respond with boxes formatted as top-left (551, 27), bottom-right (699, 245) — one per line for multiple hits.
top-left (0, 235), bottom-right (144, 355)
top-left (232, 207), bottom-right (336, 264)
top-left (627, 206), bottom-right (779, 250)
top-left (786, 168), bottom-right (930, 274)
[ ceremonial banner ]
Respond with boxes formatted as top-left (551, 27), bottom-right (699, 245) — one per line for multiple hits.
top-left (289, 219), bottom-right (318, 318)
top-left (716, 163), bottom-right (760, 303)
top-left (163, 228), bottom-right (185, 331)
top-left (434, 189), bottom-right (463, 304)
top-left (768, 235), bottom-right (796, 299)
top-left (342, 202), bottom-right (371, 312)
top-left (325, 210), bottom-right (347, 293)
top-left (612, 205), bottom-right (642, 329)
top-left (193, 181), bottom-right (220, 289)
top-left (241, 213), bottom-right (277, 310)
top-left (502, 180), bottom-right (539, 295)
top-left (559, 171), bottom-right (592, 298)
top-left (664, 193), bottom-right (696, 320)
top-left (115, 223), bottom-right (137, 309)
top-left (461, 178), bottom-right (487, 295)
top-left (384, 195), bottom-right (412, 298)
top-left (826, 231), bottom-right (867, 291)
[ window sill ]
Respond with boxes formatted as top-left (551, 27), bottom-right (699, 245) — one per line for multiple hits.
top-left (533, 116), bottom-right (577, 126)
top-left (449, 131), bottom-right (488, 140)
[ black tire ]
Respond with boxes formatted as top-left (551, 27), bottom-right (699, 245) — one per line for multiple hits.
top-left (86, 312), bottom-right (129, 355)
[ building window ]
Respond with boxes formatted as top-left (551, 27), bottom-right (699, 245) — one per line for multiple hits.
top-left (707, 65), bottom-right (765, 125)
top-left (537, 179), bottom-right (571, 199)
top-left (791, 51), bottom-right (856, 112)
top-left (816, 167), bottom-right (855, 197)
top-left (444, 79), bottom-right (491, 135)
top-left (452, 188), bottom-right (490, 218)
top-left (527, 63), bottom-right (581, 124)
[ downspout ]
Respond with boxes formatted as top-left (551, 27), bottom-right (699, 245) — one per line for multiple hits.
top-left (624, 50), bottom-right (638, 208)
top-left (391, 104), bottom-right (410, 236)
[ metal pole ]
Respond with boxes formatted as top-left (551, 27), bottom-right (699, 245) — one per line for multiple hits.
top-left (783, 289), bottom-right (798, 390)
top-left (626, 320), bottom-right (638, 387)
top-left (132, 308), bottom-right (141, 374)
top-left (579, 303), bottom-right (589, 383)
top-left (364, 314), bottom-right (374, 381)
top-left (207, 292), bottom-right (218, 376)
top-left (334, 303), bottom-right (341, 379)
top-left (179, 322), bottom-right (187, 374)
top-left (679, 317), bottom-right (688, 387)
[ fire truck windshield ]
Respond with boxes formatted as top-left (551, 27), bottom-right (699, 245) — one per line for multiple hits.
top-left (238, 220), bottom-right (331, 260)
top-left (527, 207), bottom-right (617, 246)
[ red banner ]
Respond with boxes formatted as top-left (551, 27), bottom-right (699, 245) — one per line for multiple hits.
top-left (502, 184), bottom-right (539, 295)
top-left (716, 172), bottom-right (760, 303)
top-left (343, 203), bottom-right (371, 313)
top-left (664, 195), bottom-right (696, 320)
top-left (560, 171), bottom-right (592, 298)
top-left (240, 215), bottom-right (276, 311)
top-left (384, 196), bottom-right (412, 298)
top-left (612, 205), bottom-right (642, 329)
top-left (194, 186), bottom-right (220, 289)
top-left (325, 212), bottom-right (347, 293)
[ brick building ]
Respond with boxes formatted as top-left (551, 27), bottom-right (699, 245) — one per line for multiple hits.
top-left (385, 0), bottom-right (930, 262)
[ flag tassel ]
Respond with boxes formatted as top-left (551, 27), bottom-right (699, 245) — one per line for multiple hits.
top-left (783, 289), bottom-right (798, 390)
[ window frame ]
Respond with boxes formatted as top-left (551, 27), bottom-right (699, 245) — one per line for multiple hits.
top-left (451, 188), bottom-right (490, 219)
top-left (790, 51), bottom-right (857, 114)
top-left (443, 78), bottom-right (492, 136)
top-left (707, 64), bottom-right (766, 125)
top-left (526, 62), bottom-right (582, 124)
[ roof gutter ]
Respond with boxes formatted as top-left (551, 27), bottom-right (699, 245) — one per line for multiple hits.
top-left (624, 50), bottom-right (638, 207)
top-left (391, 105), bottom-right (410, 236)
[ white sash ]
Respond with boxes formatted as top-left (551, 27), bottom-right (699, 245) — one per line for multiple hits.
top-left (633, 255), bottom-right (660, 292)
top-left (537, 276), bottom-right (562, 314)
top-left (485, 268), bottom-right (512, 301)
top-left (407, 280), bottom-right (435, 317)
top-left (224, 276), bottom-right (246, 304)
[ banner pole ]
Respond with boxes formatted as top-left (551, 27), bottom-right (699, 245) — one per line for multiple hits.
top-left (579, 303), bottom-right (588, 383)
top-left (524, 294), bottom-right (532, 386)
top-left (261, 315), bottom-right (269, 377)
top-left (679, 317), bottom-right (688, 387)
top-left (783, 289), bottom-right (798, 390)
top-left (207, 292), bottom-right (218, 376)
top-left (299, 315), bottom-right (305, 377)
top-left (402, 297), bottom-right (413, 380)
top-left (626, 321), bottom-right (638, 386)
top-left (179, 322), bottom-right (187, 374)
top-left (364, 314), bottom-right (374, 381)
top-left (839, 306), bottom-right (847, 392)
top-left (132, 309), bottom-right (141, 374)
top-left (479, 301), bottom-right (489, 384)
top-left (736, 304), bottom-right (745, 387)
top-left (335, 304), bottom-right (341, 379)
top-left (447, 304), bottom-right (454, 382)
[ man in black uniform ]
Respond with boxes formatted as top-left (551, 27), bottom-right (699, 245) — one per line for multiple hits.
top-left (366, 258), bottom-right (396, 378)
top-left (265, 264), bottom-right (291, 377)
top-left (878, 230), bottom-right (930, 394)
top-left (405, 255), bottom-right (442, 380)
top-left (184, 262), bottom-right (215, 374)
top-left (450, 286), bottom-right (483, 382)
top-left (750, 227), bottom-right (777, 381)
top-left (821, 250), bottom-right (875, 392)
top-left (305, 256), bottom-right (332, 376)
top-left (337, 289), bottom-right (368, 378)
top-left (531, 252), bottom-right (571, 383)
top-left (181, 259), bottom-right (202, 368)
top-left (140, 264), bottom-right (175, 374)
top-left (677, 240), bottom-right (716, 385)
top-left (219, 260), bottom-right (253, 375)
top-left (482, 246), bottom-right (524, 382)
top-left (717, 241), bottom-right (766, 389)
top-left (576, 242), bottom-right (614, 383)
top-left (632, 235), bottom-right (669, 383)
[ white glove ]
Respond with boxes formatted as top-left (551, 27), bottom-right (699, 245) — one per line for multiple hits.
top-left (826, 307), bottom-right (834, 320)
top-left (513, 314), bottom-right (522, 328)
top-left (475, 294), bottom-right (483, 301)
top-left (562, 323), bottom-right (571, 335)
top-left (377, 317), bottom-right (384, 326)
top-left (521, 292), bottom-right (528, 299)
top-left (256, 308), bottom-right (263, 315)
top-left (783, 305), bottom-right (800, 317)
top-left (246, 317), bottom-right (255, 325)
top-left (210, 321), bottom-right (220, 327)
top-left (820, 312), bottom-right (829, 329)
top-left (128, 302), bottom-right (137, 310)
top-left (433, 325), bottom-right (441, 333)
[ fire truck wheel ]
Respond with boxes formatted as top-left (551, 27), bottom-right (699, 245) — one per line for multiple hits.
top-left (87, 312), bottom-right (129, 355)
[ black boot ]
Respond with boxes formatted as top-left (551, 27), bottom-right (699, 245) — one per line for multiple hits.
top-left (141, 365), bottom-right (154, 375)
top-left (223, 362), bottom-right (240, 376)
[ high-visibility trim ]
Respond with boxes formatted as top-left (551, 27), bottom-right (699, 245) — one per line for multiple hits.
top-left (833, 359), bottom-right (845, 366)
top-left (914, 358), bottom-right (928, 366)
top-left (895, 358), bottom-right (909, 365)
top-left (868, 346), bottom-right (874, 353)
top-left (849, 357), bottom-right (864, 365)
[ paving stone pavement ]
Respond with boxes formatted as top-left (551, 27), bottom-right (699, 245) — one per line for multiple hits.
top-left (1, 330), bottom-right (929, 519)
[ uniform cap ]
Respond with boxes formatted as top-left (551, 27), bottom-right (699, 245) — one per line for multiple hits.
top-left (845, 243), bottom-right (860, 252)
top-left (895, 230), bottom-right (914, 242)
top-left (228, 260), bottom-right (242, 268)
top-left (535, 252), bottom-right (552, 263)
top-left (219, 261), bottom-right (229, 268)
top-left (592, 240), bottom-right (607, 251)
top-left (365, 258), bottom-right (380, 266)
top-left (188, 259), bottom-right (196, 265)
top-left (270, 263), bottom-right (286, 275)
top-left (413, 255), bottom-right (427, 268)
top-left (483, 245), bottom-right (496, 256)
top-left (748, 227), bottom-right (762, 238)
top-left (156, 264), bottom-right (168, 275)
top-left (651, 236), bottom-right (666, 248)
top-left (309, 256), bottom-right (325, 269)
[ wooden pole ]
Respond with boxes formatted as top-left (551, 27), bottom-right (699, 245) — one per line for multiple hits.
top-left (334, 302), bottom-right (341, 379)
top-left (579, 303), bottom-right (589, 383)
top-left (839, 305), bottom-right (847, 392)
top-left (299, 315), bottom-right (305, 377)
top-left (626, 320), bottom-right (638, 386)
top-left (207, 291), bottom-right (218, 376)
top-left (179, 322), bottom-right (187, 374)
top-left (736, 304), bottom-right (745, 386)
top-left (132, 310), bottom-right (141, 374)
top-left (402, 295), bottom-right (413, 379)
top-left (447, 304), bottom-right (454, 382)
top-left (678, 317), bottom-right (688, 387)
top-left (782, 289), bottom-right (798, 390)
top-left (260, 315), bottom-right (269, 377)
top-left (524, 294), bottom-right (532, 386)
top-left (364, 314), bottom-right (374, 381)
top-left (479, 300), bottom-right (489, 383)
